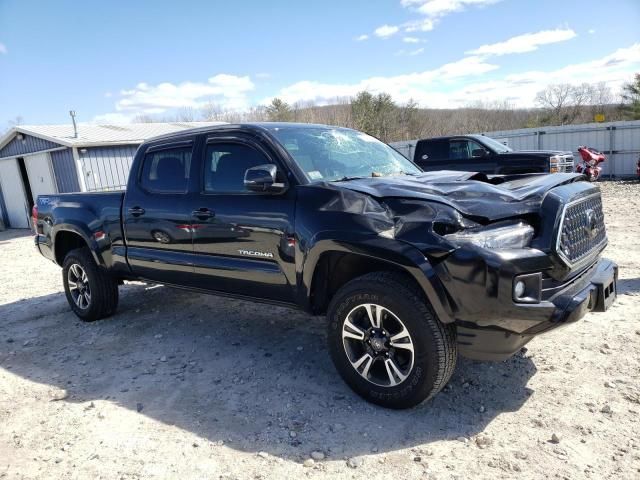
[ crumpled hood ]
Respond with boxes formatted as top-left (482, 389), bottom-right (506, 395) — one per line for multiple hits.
top-left (332, 170), bottom-right (586, 221)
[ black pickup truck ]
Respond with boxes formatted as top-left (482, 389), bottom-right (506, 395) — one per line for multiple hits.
top-left (400, 134), bottom-right (574, 174)
top-left (34, 123), bottom-right (617, 409)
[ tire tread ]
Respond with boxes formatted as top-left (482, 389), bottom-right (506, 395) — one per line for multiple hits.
top-left (62, 247), bottom-right (118, 322)
top-left (327, 270), bottom-right (457, 408)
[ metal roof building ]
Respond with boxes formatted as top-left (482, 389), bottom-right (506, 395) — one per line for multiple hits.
top-left (0, 122), bottom-right (224, 229)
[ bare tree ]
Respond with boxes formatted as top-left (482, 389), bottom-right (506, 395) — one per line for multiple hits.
top-left (4, 115), bottom-right (24, 133)
top-left (535, 84), bottom-right (575, 125)
top-left (132, 114), bottom-right (156, 123)
top-left (174, 107), bottom-right (197, 122)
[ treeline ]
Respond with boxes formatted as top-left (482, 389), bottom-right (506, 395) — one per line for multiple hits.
top-left (137, 75), bottom-right (640, 143)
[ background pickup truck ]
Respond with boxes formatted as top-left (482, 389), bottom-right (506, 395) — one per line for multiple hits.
top-left (34, 123), bottom-right (616, 409)
top-left (405, 134), bottom-right (574, 174)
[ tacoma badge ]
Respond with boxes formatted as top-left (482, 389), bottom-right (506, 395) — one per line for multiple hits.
top-left (238, 249), bottom-right (274, 258)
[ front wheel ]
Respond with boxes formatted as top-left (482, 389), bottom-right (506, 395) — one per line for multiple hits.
top-left (62, 247), bottom-right (119, 322)
top-left (327, 271), bottom-right (457, 409)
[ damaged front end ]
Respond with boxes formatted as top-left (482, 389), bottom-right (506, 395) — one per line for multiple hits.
top-left (302, 170), bottom-right (616, 361)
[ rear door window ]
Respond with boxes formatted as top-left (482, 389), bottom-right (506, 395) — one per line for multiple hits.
top-left (140, 147), bottom-right (192, 193)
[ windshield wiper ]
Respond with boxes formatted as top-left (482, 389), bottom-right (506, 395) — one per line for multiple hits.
top-left (332, 175), bottom-right (368, 182)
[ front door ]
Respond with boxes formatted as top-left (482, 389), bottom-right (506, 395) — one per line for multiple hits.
top-left (190, 136), bottom-right (296, 302)
top-left (122, 141), bottom-right (196, 285)
top-left (447, 138), bottom-right (498, 173)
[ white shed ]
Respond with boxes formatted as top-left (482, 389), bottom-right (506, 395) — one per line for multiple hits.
top-left (0, 122), bottom-right (224, 228)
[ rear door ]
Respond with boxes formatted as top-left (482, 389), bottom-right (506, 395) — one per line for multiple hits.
top-left (189, 133), bottom-right (296, 302)
top-left (123, 140), bottom-right (197, 285)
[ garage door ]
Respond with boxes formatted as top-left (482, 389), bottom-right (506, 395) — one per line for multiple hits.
top-left (0, 158), bottom-right (30, 228)
top-left (25, 152), bottom-right (58, 199)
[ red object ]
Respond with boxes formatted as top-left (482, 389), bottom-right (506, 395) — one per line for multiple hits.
top-left (31, 204), bottom-right (38, 232)
top-left (576, 146), bottom-right (606, 182)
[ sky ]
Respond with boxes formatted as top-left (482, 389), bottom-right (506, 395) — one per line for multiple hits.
top-left (0, 0), bottom-right (639, 126)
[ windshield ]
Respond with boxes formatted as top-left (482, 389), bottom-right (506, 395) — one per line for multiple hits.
top-left (268, 126), bottom-right (422, 182)
top-left (473, 135), bottom-right (513, 153)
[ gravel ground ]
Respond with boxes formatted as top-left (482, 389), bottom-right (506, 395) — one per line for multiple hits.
top-left (1, 180), bottom-right (639, 480)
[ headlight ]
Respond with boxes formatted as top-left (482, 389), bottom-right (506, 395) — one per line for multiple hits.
top-left (444, 222), bottom-right (534, 249)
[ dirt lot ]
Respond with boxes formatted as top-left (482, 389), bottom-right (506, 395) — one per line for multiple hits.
top-left (1, 180), bottom-right (639, 480)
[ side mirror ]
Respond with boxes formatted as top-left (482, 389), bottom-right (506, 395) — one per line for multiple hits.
top-left (472, 148), bottom-right (489, 158)
top-left (244, 164), bottom-right (287, 193)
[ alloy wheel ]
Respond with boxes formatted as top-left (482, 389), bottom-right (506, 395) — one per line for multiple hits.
top-left (68, 264), bottom-right (91, 310)
top-left (341, 303), bottom-right (414, 387)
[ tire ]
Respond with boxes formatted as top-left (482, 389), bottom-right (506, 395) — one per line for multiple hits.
top-left (327, 271), bottom-right (456, 409)
top-left (62, 247), bottom-right (119, 322)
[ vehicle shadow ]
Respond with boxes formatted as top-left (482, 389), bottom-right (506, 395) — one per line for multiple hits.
top-left (0, 228), bottom-right (32, 245)
top-left (617, 276), bottom-right (640, 296)
top-left (0, 283), bottom-right (537, 459)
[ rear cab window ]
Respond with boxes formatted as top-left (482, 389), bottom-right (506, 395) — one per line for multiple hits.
top-left (139, 146), bottom-right (192, 193)
top-left (415, 139), bottom-right (448, 162)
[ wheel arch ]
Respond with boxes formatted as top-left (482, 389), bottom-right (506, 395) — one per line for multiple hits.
top-left (53, 224), bottom-right (103, 266)
top-left (301, 236), bottom-right (455, 323)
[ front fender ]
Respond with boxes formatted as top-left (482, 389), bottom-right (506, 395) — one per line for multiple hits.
top-left (299, 231), bottom-right (455, 323)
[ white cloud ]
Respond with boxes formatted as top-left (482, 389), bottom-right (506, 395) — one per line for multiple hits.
top-left (467, 28), bottom-right (577, 56)
top-left (0, 43), bottom-right (7, 54)
top-left (588, 29), bottom-right (596, 35)
top-left (268, 55), bottom-right (498, 106)
top-left (355, 34), bottom-right (369, 41)
top-left (404, 18), bottom-right (436, 32)
top-left (266, 43), bottom-right (640, 109)
top-left (413, 0), bottom-right (501, 17)
top-left (450, 43), bottom-right (640, 107)
top-left (255, 72), bottom-right (271, 79)
top-left (92, 112), bottom-right (137, 124)
top-left (396, 47), bottom-right (425, 56)
top-left (374, 25), bottom-right (400, 38)
top-left (114, 74), bottom-right (255, 114)
top-left (403, 36), bottom-right (421, 43)
top-left (364, 1), bottom-right (501, 40)
top-left (400, 0), bottom-right (500, 32)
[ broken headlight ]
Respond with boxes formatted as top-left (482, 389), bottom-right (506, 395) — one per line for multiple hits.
top-left (444, 222), bottom-right (534, 249)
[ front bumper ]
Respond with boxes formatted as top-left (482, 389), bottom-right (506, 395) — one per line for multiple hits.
top-left (435, 247), bottom-right (617, 361)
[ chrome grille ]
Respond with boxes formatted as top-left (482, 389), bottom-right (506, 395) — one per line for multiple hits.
top-left (557, 193), bottom-right (606, 266)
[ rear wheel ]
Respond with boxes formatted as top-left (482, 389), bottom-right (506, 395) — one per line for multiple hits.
top-left (327, 271), bottom-right (457, 409)
top-left (62, 247), bottom-right (119, 321)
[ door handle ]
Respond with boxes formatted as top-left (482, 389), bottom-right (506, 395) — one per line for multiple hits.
top-left (192, 208), bottom-right (214, 219)
top-left (128, 206), bottom-right (145, 217)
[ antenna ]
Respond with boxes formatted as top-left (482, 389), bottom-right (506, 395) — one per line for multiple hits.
top-left (69, 110), bottom-right (78, 138)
